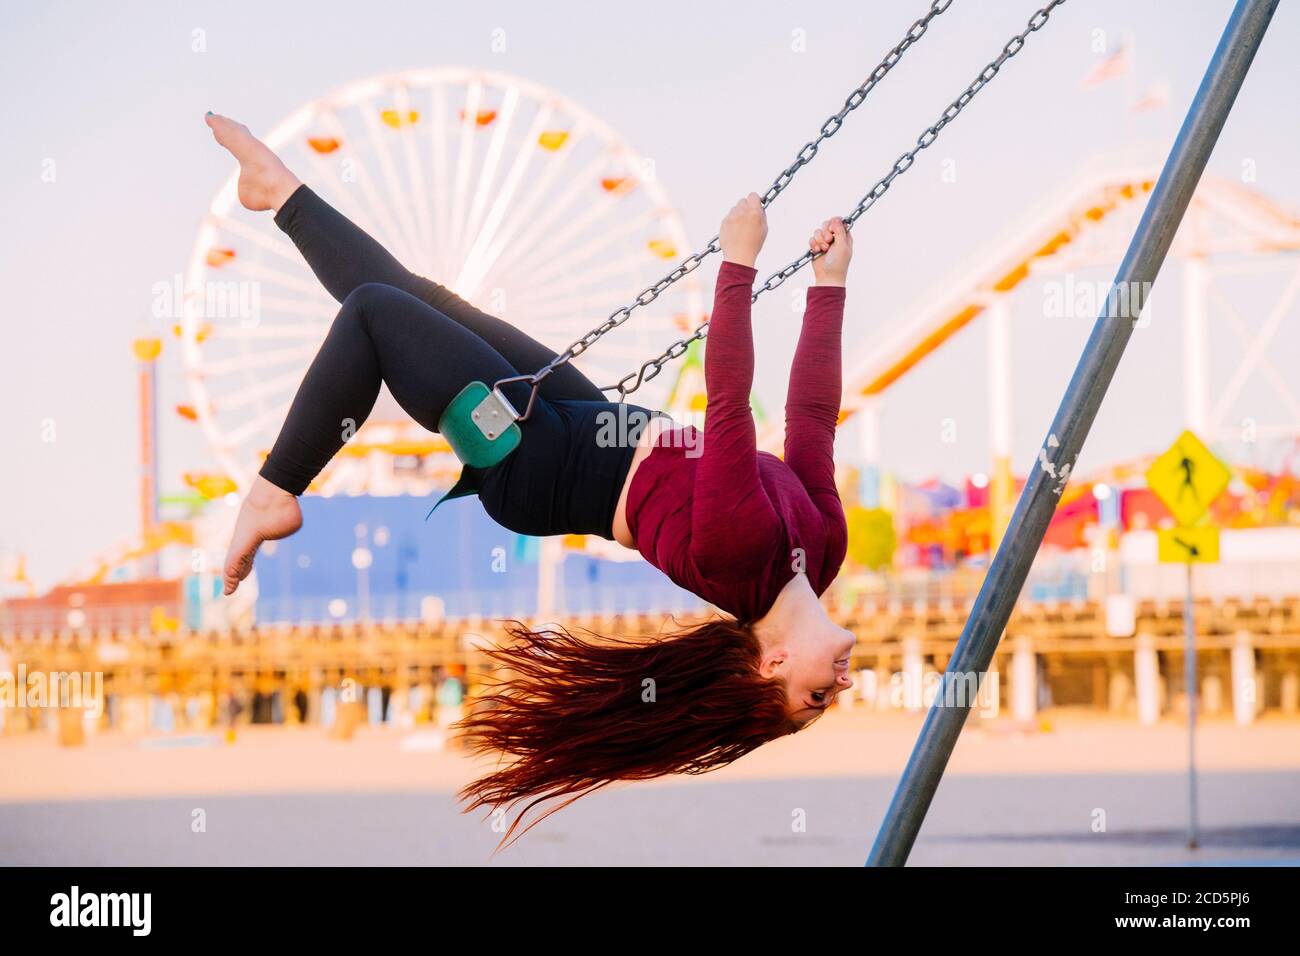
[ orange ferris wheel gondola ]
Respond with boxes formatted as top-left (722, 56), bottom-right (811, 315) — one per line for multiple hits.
top-left (537, 130), bottom-right (569, 151)
top-left (380, 109), bottom-right (420, 129)
top-left (458, 108), bottom-right (497, 127)
top-left (306, 136), bottom-right (341, 154)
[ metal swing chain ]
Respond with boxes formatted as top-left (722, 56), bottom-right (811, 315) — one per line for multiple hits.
top-left (496, 0), bottom-right (957, 420)
top-left (609, 0), bottom-right (1067, 401)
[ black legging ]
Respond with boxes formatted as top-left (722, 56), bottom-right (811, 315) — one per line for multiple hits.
top-left (261, 185), bottom-right (643, 539)
top-left (262, 184), bottom-right (610, 493)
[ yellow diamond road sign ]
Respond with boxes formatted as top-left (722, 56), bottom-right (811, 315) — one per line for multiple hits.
top-left (1145, 430), bottom-right (1231, 527)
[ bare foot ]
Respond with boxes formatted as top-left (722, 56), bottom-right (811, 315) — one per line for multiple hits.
top-left (205, 112), bottom-right (302, 213)
top-left (224, 476), bottom-right (303, 595)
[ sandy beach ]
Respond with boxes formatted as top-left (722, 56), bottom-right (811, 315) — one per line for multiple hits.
top-left (3, 710), bottom-right (1297, 865)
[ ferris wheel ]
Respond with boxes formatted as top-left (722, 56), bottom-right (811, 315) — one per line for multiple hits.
top-left (181, 67), bottom-right (703, 490)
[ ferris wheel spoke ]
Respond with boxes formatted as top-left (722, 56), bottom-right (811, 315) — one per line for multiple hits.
top-left (453, 121), bottom-right (552, 300)
top-left (244, 293), bottom-right (336, 320)
top-left (521, 262), bottom-right (671, 307)
top-left (495, 161), bottom-right (618, 272)
top-left (455, 101), bottom-right (552, 284)
top-left (473, 143), bottom-right (607, 289)
top-left (392, 81), bottom-right (437, 274)
top-left (218, 368), bottom-right (303, 411)
top-left (210, 214), bottom-right (303, 264)
top-left (205, 257), bottom-right (333, 302)
top-left (510, 251), bottom-right (658, 313)
top-left (457, 101), bottom-right (548, 264)
top-left (459, 121), bottom-right (597, 298)
top-left (548, 247), bottom-right (660, 293)
top-left (298, 131), bottom-right (389, 245)
top-left (446, 78), bottom-right (485, 261)
top-left (200, 343), bottom-right (319, 377)
top-left (457, 85), bottom-right (520, 282)
top-left (210, 321), bottom-right (329, 341)
top-left (524, 318), bottom-right (680, 354)
top-left (510, 287), bottom-right (650, 334)
top-left (429, 83), bottom-right (453, 282)
top-left (510, 208), bottom-right (660, 289)
top-left (510, 258), bottom-right (646, 305)
top-left (358, 95), bottom-right (427, 269)
top-left (222, 404), bottom-right (292, 449)
top-left (516, 287), bottom-right (653, 322)
top-left (318, 108), bottom-right (418, 265)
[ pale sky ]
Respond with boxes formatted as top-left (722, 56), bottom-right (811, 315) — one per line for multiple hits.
top-left (3, 0), bottom-right (1298, 588)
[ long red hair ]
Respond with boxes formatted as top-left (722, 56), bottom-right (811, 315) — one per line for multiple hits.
top-left (455, 617), bottom-right (798, 848)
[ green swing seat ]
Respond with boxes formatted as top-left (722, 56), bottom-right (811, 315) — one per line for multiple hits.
top-left (437, 381), bottom-right (522, 469)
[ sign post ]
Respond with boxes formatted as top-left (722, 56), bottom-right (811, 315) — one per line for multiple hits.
top-left (1146, 429), bottom-right (1231, 850)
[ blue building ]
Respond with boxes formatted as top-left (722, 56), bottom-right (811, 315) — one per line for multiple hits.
top-left (253, 494), bottom-right (698, 623)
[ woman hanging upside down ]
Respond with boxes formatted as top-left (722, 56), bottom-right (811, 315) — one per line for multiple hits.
top-left (208, 112), bottom-right (856, 842)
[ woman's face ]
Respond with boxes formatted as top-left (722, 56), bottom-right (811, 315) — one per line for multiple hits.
top-left (761, 621), bottom-right (857, 727)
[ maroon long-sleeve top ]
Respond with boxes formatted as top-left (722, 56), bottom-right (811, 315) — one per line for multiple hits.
top-left (625, 261), bottom-right (848, 623)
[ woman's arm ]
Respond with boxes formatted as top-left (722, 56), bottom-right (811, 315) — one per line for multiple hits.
top-left (689, 196), bottom-right (783, 578)
top-left (784, 288), bottom-right (844, 505)
top-left (785, 219), bottom-right (852, 556)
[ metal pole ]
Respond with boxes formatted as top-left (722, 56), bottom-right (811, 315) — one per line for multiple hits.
top-left (1186, 562), bottom-right (1199, 849)
top-left (867, 0), bottom-right (1279, 867)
